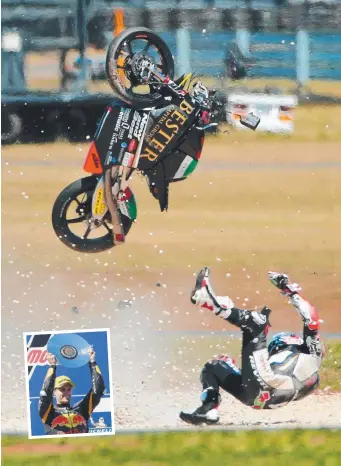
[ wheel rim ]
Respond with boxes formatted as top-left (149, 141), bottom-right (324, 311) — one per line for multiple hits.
top-left (64, 189), bottom-right (113, 242)
top-left (112, 35), bottom-right (170, 98)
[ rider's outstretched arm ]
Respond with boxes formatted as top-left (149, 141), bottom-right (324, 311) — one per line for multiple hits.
top-left (269, 272), bottom-right (325, 364)
top-left (75, 360), bottom-right (105, 419)
top-left (289, 294), bottom-right (324, 363)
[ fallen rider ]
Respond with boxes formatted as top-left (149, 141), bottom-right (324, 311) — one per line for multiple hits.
top-left (180, 268), bottom-right (325, 424)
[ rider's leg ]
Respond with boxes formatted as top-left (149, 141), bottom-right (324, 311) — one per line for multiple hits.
top-left (179, 355), bottom-right (243, 425)
top-left (201, 356), bottom-right (243, 400)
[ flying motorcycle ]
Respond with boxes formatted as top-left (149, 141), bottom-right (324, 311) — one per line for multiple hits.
top-left (52, 27), bottom-right (260, 253)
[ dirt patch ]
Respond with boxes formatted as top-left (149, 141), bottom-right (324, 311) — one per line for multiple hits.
top-left (4, 442), bottom-right (91, 456)
top-left (114, 391), bottom-right (341, 430)
top-left (2, 139), bottom-right (341, 435)
top-left (3, 140), bottom-right (340, 330)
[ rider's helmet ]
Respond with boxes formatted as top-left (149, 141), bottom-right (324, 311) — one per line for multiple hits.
top-left (268, 332), bottom-right (303, 357)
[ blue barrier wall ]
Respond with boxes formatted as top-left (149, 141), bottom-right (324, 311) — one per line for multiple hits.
top-left (160, 31), bottom-right (341, 80)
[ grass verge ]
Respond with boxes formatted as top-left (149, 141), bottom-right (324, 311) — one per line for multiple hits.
top-left (3, 429), bottom-right (341, 465)
top-left (320, 340), bottom-right (341, 391)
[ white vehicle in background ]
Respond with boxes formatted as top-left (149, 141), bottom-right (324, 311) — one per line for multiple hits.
top-left (227, 93), bottom-right (298, 133)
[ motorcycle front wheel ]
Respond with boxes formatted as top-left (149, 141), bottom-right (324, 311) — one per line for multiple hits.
top-left (106, 27), bottom-right (174, 108)
top-left (52, 176), bottom-right (134, 253)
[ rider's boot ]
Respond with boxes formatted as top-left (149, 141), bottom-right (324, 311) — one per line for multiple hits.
top-left (190, 266), bottom-right (234, 313)
top-left (179, 388), bottom-right (221, 425)
top-left (191, 267), bottom-right (271, 341)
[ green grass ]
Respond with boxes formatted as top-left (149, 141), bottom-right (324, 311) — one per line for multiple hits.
top-left (3, 429), bottom-right (341, 465)
top-left (2, 344), bottom-right (340, 464)
top-left (320, 341), bottom-right (341, 391)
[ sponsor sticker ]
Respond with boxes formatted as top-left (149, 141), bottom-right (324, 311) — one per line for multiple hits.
top-left (117, 147), bottom-right (125, 163)
top-left (27, 348), bottom-right (48, 366)
top-left (128, 112), bottom-right (141, 139)
top-left (108, 132), bottom-right (118, 151)
top-left (93, 188), bottom-right (106, 216)
top-left (128, 139), bottom-right (137, 153)
top-left (174, 155), bottom-right (193, 179)
top-left (122, 152), bottom-right (134, 167)
top-left (140, 100), bottom-right (195, 162)
top-left (114, 109), bottom-right (125, 133)
top-left (105, 151), bottom-right (112, 166)
top-left (133, 113), bottom-right (149, 141)
top-left (252, 390), bottom-right (271, 409)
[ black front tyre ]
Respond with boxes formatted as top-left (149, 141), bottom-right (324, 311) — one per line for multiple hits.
top-left (106, 27), bottom-right (174, 108)
top-left (52, 176), bottom-right (133, 253)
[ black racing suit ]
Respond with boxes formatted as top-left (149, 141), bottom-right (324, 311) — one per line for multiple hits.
top-left (38, 361), bottom-right (105, 434)
top-left (201, 299), bottom-right (323, 409)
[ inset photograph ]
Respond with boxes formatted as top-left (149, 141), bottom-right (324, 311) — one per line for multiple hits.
top-left (24, 328), bottom-right (114, 438)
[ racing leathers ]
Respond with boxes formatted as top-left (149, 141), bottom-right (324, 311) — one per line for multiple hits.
top-left (38, 361), bottom-right (105, 434)
top-left (180, 268), bottom-right (324, 424)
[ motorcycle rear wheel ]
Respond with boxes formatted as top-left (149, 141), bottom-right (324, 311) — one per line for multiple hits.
top-left (52, 176), bottom-right (134, 253)
top-left (106, 27), bottom-right (174, 108)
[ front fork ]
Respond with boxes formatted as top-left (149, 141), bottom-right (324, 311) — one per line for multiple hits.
top-left (91, 104), bottom-right (149, 245)
top-left (143, 65), bottom-right (187, 99)
top-left (91, 165), bottom-right (131, 245)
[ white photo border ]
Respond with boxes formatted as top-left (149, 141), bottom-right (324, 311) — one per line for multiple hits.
top-left (23, 328), bottom-right (115, 440)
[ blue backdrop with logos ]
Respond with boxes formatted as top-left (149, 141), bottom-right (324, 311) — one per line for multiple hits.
top-left (25, 329), bottom-right (114, 437)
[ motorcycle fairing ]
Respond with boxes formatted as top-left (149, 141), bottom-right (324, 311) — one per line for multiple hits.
top-left (89, 93), bottom-right (198, 175)
top-left (90, 102), bottom-right (151, 170)
top-left (137, 95), bottom-right (198, 172)
top-left (83, 141), bottom-right (103, 175)
top-left (144, 118), bottom-right (205, 212)
top-left (86, 94), bottom-right (201, 212)
top-left (145, 162), bottom-right (169, 212)
top-left (145, 150), bottom-right (199, 212)
top-left (176, 125), bottom-right (205, 162)
top-left (118, 187), bottom-right (137, 221)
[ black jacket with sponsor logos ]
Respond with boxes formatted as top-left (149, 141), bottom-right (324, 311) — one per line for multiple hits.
top-left (201, 302), bottom-right (323, 410)
top-left (231, 311), bottom-right (322, 408)
top-left (38, 362), bottom-right (105, 434)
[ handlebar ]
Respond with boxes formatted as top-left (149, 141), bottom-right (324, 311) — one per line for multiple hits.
top-left (141, 63), bottom-right (260, 131)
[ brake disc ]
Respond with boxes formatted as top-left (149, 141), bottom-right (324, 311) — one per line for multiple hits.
top-left (130, 53), bottom-right (155, 83)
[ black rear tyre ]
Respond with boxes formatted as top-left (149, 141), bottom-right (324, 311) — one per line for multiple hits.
top-left (52, 176), bottom-right (133, 253)
top-left (106, 27), bottom-right (174, 108)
